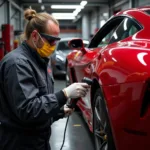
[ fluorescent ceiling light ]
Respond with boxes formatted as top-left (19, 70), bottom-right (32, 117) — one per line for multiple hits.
top-left (80, 1), bottom-right (87, 7)
top-left (38, 0), bottom-right (42, 3)
top-left (52, 16), bottom-right (75, 20)
top-left (41, 5), bottom-right (45, 10)
top-left (52, 13), bottom-right (75, 20)
top-left (51, 1), bottom-right (88, 20)
top-left (51, 5), bottom-right (83, 9)
top-left (73, 8), bottom-right (82, 16)
top-left (52, 13), bottom-right (75, 16)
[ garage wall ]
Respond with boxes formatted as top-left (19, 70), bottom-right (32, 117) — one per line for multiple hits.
top-left (11, 7), bottom-right (20, 31)
top-left (82, 13), bottom-right (90, 40)
top-left (59, 20), bottom-right (82, 38)
top-left (113, 1), bottom-right (129, 13)
top-left (99, 6), bottom-right (109, 28)
top-left (90, 10), bottom-right (98, 36)
top-left (121, 2), bottom-right (130, 10)
top-left (138, 0), bottom-right (150, 6)
top-left (0, 1), bottom-right (7, 37)
top-left (0, 0), bottom-right (22, 38)
top-left (59, 32), bottom-right (81, 38)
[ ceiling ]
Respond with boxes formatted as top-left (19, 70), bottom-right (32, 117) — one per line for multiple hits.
top-left (20, 0), bottom-right (109, 19)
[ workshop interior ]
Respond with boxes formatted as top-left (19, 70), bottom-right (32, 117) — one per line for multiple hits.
top-left (1, 0), bottom-right (150, 150)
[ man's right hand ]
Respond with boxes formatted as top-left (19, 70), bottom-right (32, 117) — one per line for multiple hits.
top-left (63, 82), bottom-right (90, 99)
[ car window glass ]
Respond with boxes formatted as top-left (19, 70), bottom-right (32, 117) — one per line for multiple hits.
top-left (57, 41), bottom-right (70, 50)
top-left (144, 10), bottom-right (150, 15)
top-left (97, 27), bottom-right (117, 47)
top-left (109, 17), bottom-right (141, 44)
top-left (89, 17), bottom-right (124, 48)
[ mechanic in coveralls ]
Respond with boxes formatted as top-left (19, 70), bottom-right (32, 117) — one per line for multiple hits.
top-left (0, 8), bottom-right (89, 150)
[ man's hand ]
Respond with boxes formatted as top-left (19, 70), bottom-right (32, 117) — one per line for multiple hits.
top-left (64, 104), bottom-right (75, 116)
top-left (63, 82), bottom-right (90, 99)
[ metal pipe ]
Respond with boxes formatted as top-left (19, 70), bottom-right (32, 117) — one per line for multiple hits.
top-left (8, 0), bottom-right (23, 12)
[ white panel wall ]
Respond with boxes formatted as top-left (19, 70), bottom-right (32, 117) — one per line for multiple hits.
top-left (82, 14), bottom-right (90, 40)
top-left (91, 10), bottom-right (97, 35)
top-left (98, 6), bottom-right (109, 29)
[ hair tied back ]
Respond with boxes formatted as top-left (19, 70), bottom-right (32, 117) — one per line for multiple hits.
top-left (24, 8), bottom-right (37, 21)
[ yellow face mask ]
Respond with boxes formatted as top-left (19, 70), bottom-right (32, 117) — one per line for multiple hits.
top-left (37, 42), bottom-right (56, 58)
top-left (33, 33), bottom-right (56, 58)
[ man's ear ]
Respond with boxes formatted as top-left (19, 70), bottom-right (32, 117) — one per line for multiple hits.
top-left (31, 30), bottom-right (39, 41)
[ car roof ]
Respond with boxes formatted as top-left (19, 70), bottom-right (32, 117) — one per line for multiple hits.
top-left (114, 6), bottom-right (150, 16)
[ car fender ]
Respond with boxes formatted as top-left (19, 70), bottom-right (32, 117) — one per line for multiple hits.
top-left (94, 41), bottom-right (150, 86)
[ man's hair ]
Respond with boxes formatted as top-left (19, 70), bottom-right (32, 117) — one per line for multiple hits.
top-left (23, 8), bottom-right (59, 40)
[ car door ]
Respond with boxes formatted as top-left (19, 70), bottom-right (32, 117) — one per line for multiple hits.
top-left (73, 16), bottom-right (126, 118)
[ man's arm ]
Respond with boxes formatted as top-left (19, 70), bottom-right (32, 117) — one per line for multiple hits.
top-left (3, 58), bottom-right (67, 123)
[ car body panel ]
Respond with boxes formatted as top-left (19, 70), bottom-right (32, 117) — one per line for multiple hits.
top-left (67, 7), bottom-right (150, 150)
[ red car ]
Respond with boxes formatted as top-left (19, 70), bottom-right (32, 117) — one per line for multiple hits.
top-left (66, 6), bottom-right (150, 150)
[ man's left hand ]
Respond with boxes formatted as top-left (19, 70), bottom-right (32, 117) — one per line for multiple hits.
top-left (64, 104), bottom-right (75, 116)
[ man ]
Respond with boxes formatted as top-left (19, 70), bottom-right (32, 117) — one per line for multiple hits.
top-left (0, 8), bottom-right (89, 150)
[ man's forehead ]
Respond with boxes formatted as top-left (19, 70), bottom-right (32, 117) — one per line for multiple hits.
top-left (46, 20), bottom-right (60, 36)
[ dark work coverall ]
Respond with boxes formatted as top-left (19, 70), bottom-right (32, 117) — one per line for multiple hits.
top-left (0, 41), bottom-right (67, 150)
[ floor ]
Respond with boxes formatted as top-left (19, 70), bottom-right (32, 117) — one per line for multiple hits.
top-left (50, 77), bottom-right (95, 150)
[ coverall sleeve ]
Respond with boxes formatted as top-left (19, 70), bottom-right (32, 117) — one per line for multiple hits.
top-left (3, 58), bottom-right (67, 123)
top-left (52, 106), bottom-right (65, 123)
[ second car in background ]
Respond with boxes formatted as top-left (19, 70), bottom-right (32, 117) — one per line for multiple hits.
top-left (50, 38), bottom-right (89, 77)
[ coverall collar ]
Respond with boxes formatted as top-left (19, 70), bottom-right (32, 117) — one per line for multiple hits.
top-left (21, 41), bottom-right (49, 67)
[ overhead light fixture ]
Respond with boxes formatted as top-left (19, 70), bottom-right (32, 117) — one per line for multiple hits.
top-left (52, 13), bottom-right (75, 20)
top-left (80, 1), bottom-right (87, 7)
top-left (52, 13), bottom-right (75, 16)
top-left (41, 5), bottom-right (45, 10)
top-left (38, 0), bottom-right (42, 3)
top-left (51, 1), bottom-right (88, 20)
top-left (73, 1), bottom-right (87, 17)
top-left (53, 16), bottom-right (75, 20)
top-left (73, 8), bottom-right (82, 16)
top-left (51, 5), bottom-right (83, 9)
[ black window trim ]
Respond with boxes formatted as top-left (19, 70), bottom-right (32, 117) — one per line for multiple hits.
top-left (88, 15), bottom-right (143, 48)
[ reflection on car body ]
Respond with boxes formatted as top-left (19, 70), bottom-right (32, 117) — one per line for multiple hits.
top-left (66, 6), bottom-right (150, 150)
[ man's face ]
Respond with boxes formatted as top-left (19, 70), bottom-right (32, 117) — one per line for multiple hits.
top-left (31, 20), bottom-right (60, 48)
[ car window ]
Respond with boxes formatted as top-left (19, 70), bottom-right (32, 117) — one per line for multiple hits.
top-left (97, 27), bottom-right (117, 47)
top-left (83, 41), bottom-right (89, 47)
top-left (57, 41), bottom-right (70, 50)
top-left (89, 17), bottom-right (124, 48)
top-left (144, 10), bottom-right (150, 15)
top-left (109, 17), bottom-right (141, 44)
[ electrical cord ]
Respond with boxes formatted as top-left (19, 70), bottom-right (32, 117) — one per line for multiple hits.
top-left (60, 115), bottom-right (70, 150)
top-left (59, 78), bottom-right (93, 150)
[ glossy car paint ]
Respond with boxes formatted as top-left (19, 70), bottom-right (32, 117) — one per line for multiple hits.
top-left (67, 7), bottom-right (150, 150)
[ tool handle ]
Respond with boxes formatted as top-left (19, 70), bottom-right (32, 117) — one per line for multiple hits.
top-left (67, 77), bottom-right (93, 108)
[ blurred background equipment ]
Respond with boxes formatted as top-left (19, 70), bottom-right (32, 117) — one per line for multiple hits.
top-left (14, 30), bottom-right (23, 48)
top-left (1, 24), bottom-right (14, 53)
top-left (0, 38), bottom-right (4, 60)
top-left (50, 38), bottom-right (89, 77)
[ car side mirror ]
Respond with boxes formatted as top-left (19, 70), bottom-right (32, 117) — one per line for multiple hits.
top-left (68, 39), bottom-right (87, 53)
